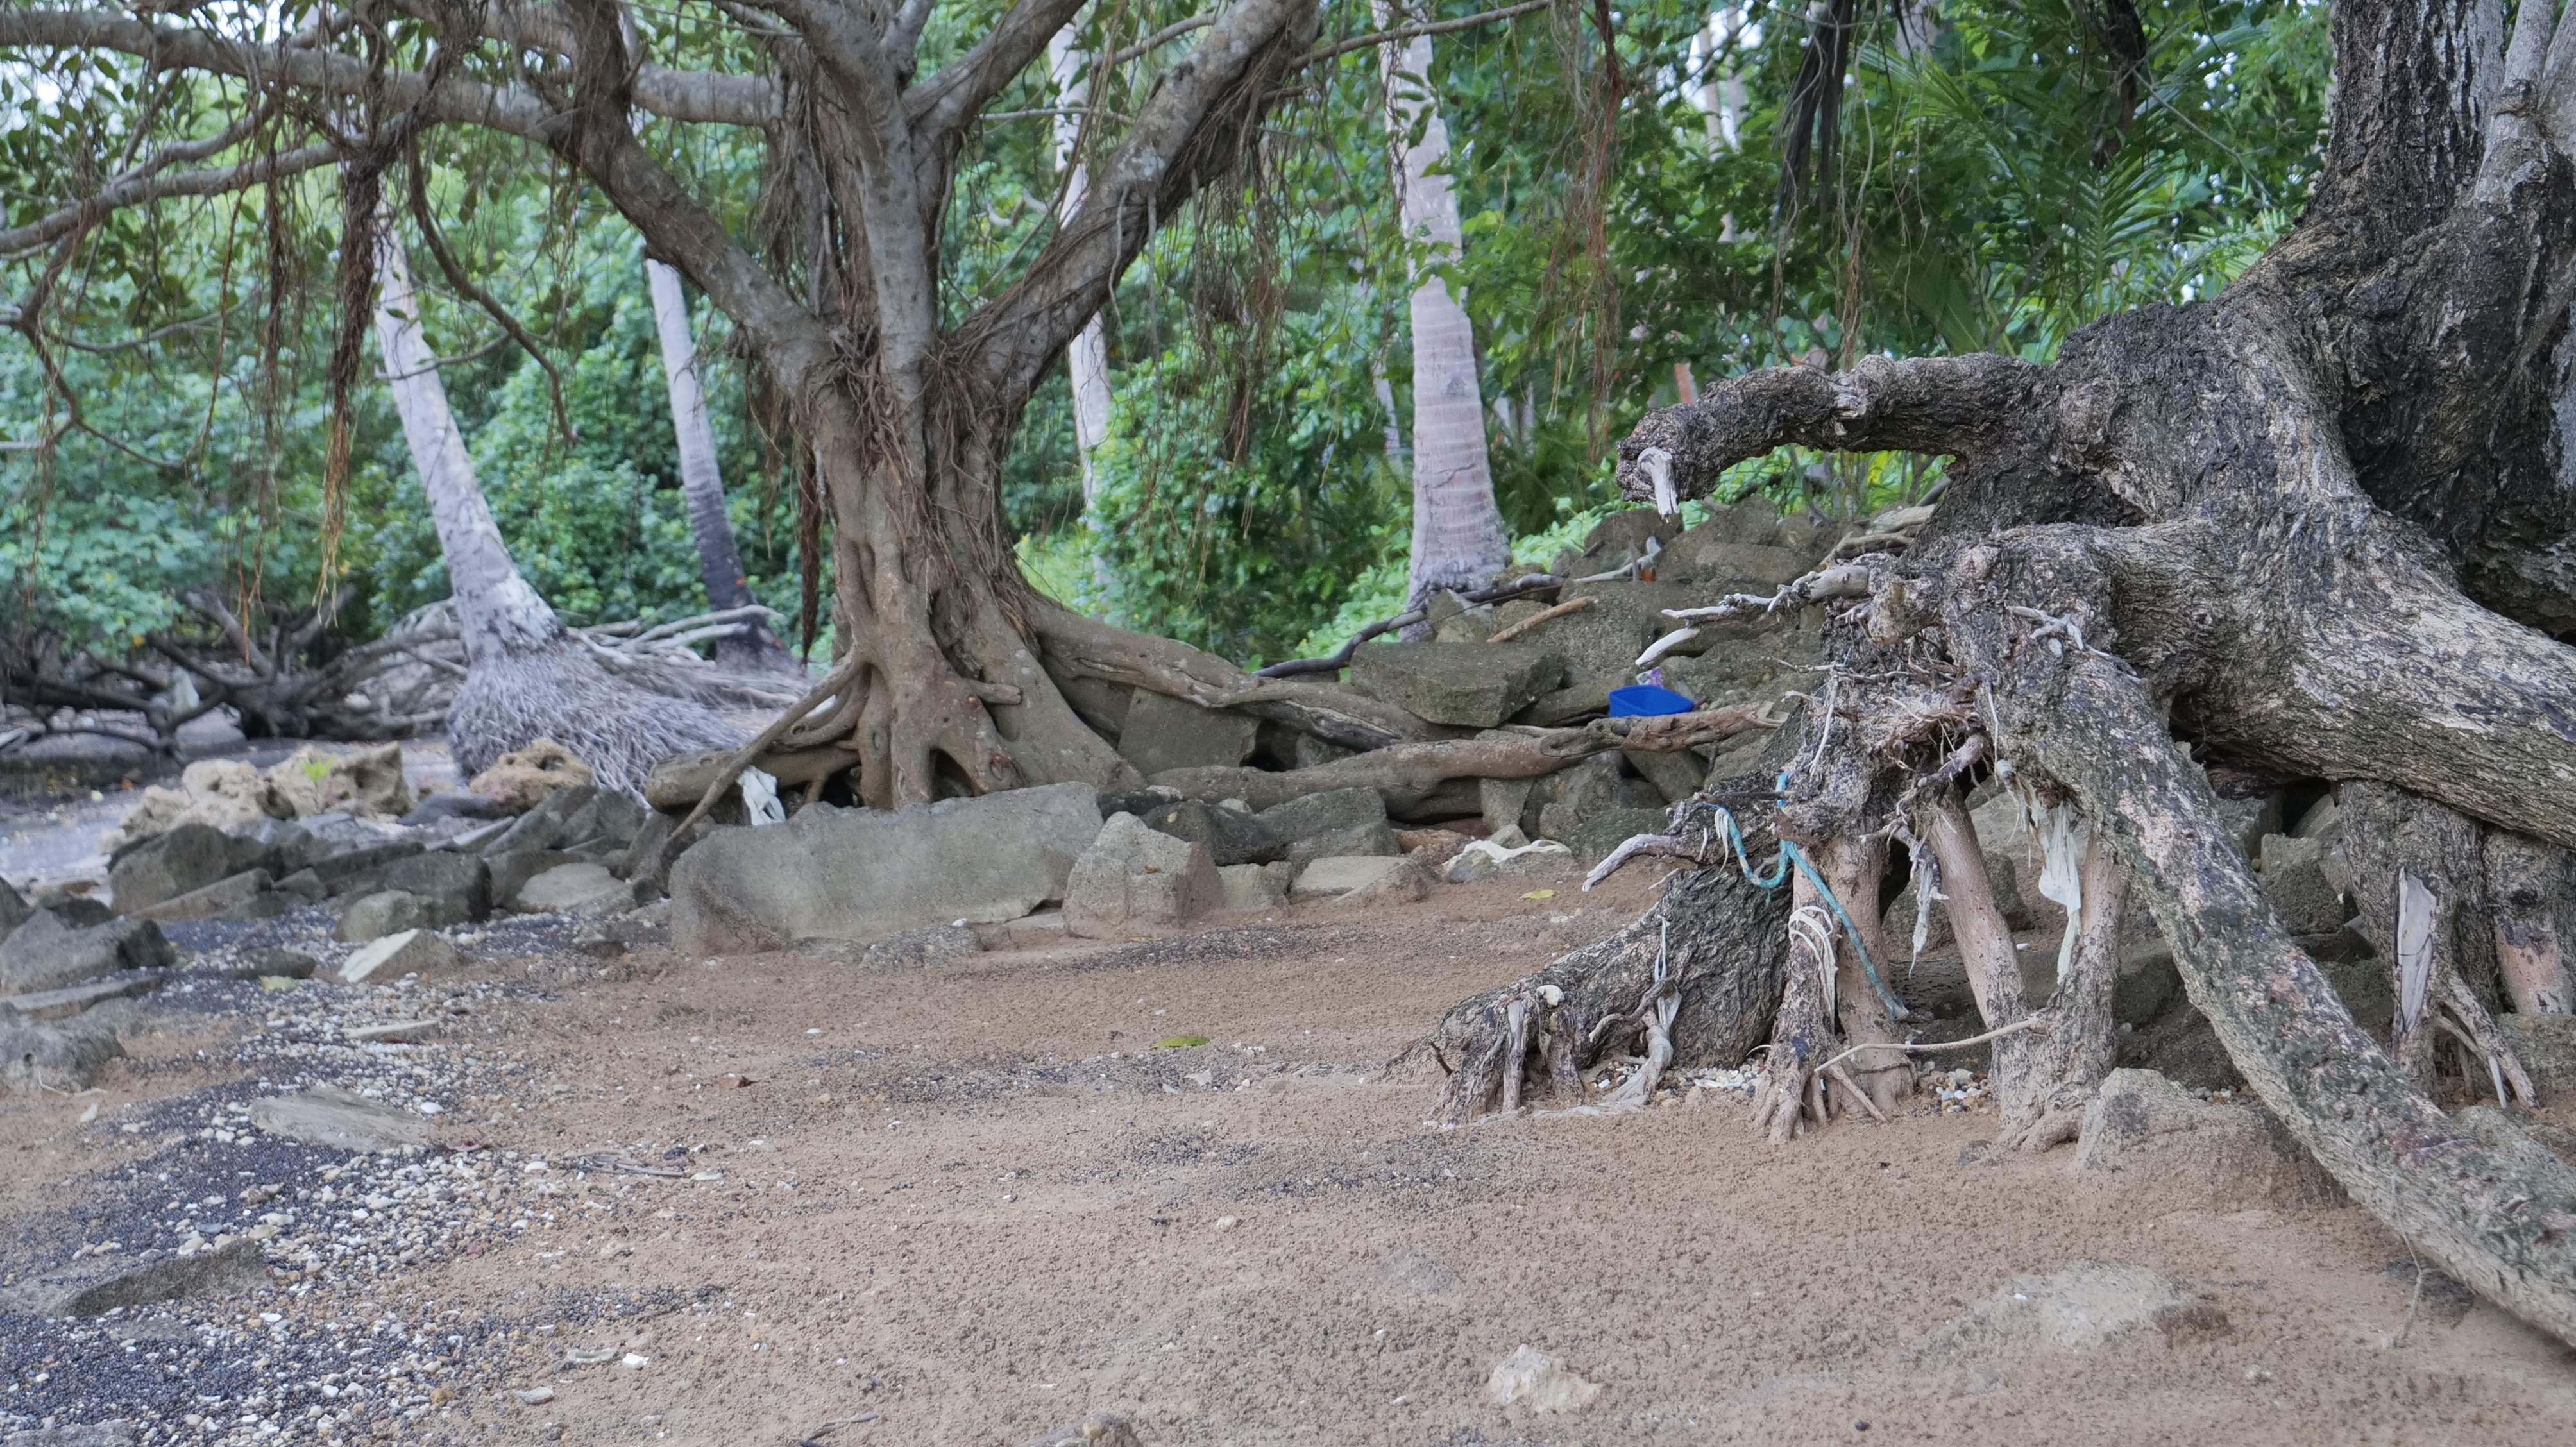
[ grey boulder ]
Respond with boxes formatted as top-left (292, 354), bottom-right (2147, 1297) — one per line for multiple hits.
top-left (671, 781), bottom-right (1103, 956)
top-left (1117, 691), bottom-right (1260, 776)
top-left (1064, 812), bottom-right (1221, 939)
top-left (2073, 1068), bottom-right (2341, 1208)
top-left (0, 1238), bottom-right (265, 1318)
top-left (1346, 641), bottom-right (1565, 728)
top-left (0, 1015), bottom-right (124, 1092)
top-left (1139, 798), bottom-right (1284, 865)
top-left (248, 1083), bottom-right (432, 1152)
top-left (1897, 1262), bottom-right (2229, 1364)
top-left (0, 910), bottom-right (175, 995)
top-left (110, 823), bottom-right (262, 917)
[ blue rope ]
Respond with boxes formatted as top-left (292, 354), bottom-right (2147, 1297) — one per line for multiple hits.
top-left (1681, 800), bottom-right (1911, 1020)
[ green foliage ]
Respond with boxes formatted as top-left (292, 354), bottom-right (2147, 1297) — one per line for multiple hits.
top-left (3, 0), bottom-right (2331, 680)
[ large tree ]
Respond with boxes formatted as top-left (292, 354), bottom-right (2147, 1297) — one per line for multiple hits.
top-left (1430, 0), bottom-right (2576, 1347)
top-left (1, 0), bottom-right (1519, 800)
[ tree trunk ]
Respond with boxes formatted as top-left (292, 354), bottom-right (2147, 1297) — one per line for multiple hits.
top-left (1049, 26), bottom-right (1115, 502)
top-left (643, 257), bottom-right (798, 673)
top-left (1380, 26), bottom-right (1511, 611)
top-left (374, 233), bottom-right (738, 792)
top-left (1425, 0), bottom-right (2576, 1347)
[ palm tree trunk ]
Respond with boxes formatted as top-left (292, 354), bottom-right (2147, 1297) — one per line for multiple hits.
top-left (1049, 26), bottom-right (1115, 502)
top-left (1381, 29), bottom-right (1511, 611)
top-left (373, 233), bottom-right (738, 790)
top-left (371, 235), bottom-right (563, 666)
top-left (645, 257), bottom-right (796, 670)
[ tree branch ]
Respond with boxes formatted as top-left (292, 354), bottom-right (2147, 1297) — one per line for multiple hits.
top-left (1295, 0), bottom-right (1554, 67)
top-left (0, 140), bottom-right (339, 257)
top-left (954, 0), bottom-right (1322, 398)
top-left (1611, 354), bottom-right (2040, 503)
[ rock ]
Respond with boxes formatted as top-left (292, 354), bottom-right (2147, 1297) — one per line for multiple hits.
top-left (1897, 1263), bottom-right (2229, 1364)
top-left (1560, 807), bottom-right (1673, 867)
top-left (109, 822), bottom-right (263, 915)
top-left (1289, 854), bottom-right (1418, 900)
top-left (470, 738), bottom-right (595, 811)
top-left (1427, 589), bottom-right (1495, 643)
top-left (248, 1083), bottom-right (432, 1152)
top-left (614, 811), bottom-right (678, 886)
top-left (1552, 506), bottom-right (1679, 579)
top-left (1064, 813), bottom-right (1221, 939)
top-left (339, 927), bottom-right (458, 983)
top-left (1013, 1415), bottom-right (1144, 1447)
top-left (2210, 791), bottom-right (2287, 862)
top-left (2258, 834), bottom-right (2345, 935)
top-left (1530, 754), bottom-right (1634, 840)
top-left (1518, 679), bottom-right (1614, 726)
top-left (2291, 794), bottom-right (2341, 840)
top-left (379, 850), bottom-right (492, 924)
top-left (1445, 838), bottom-right (1574, 883)
top-left (0, 1017), bottom-right (124, 1092)
top-left (335, 890), bottom-right (425, 944)
top-left (1621, 747), bottom-right (1707, 804)
top-left (4, 1421), bottom-right (138, 1447)
top-left (514, 863), bottom-right (625, 914)
top-left (264, 742), bottom-right (412, 819)
top-left (1292, 732), bottom-right (1357, 770)
top-left (1, 971), bottom-right (164, 1022)
top-left (399, 790), bottom-right (513, 827)
top-left (44, 896), bottom-right (115, 927)
top-left (134, 868), bottom-right (274, 924)
top-left (223, 947), bottom-right (318, 981)
top-left (0, 1239), bottom-right (266, 1318)
top-left (559, 789), bottom-right (648, 851)
top-left (1139, 798), bottom-right (1284, 865)
top-left (1394, 827), bottom-right (1475, 865)
top-left (861, 925), bottom-right (984, 967)
top-left (1285, 818), bottom-right (1400, 868)
top-left (2073, 1069), bottom-right (2341, 1208)
top-left (488, 849), bottom-right (581, 910)
top-left (1334, 854), bottom-right (1434, 906)
top-left (1672, 541), bottom-right (1811, 591)
top-left (1485, 1344), bottom-right (1602, 1413)
top-left (2498, 1014), bottom-right (2576, 1104)
top-left (671, 782), bottom-right (1103, 956)
top-left (479, 783), bottom-right (601, 857)
top-left (1666, 492), bottom-right (1781, 557)
top-left (0, 911), bottom-right (175, 995)
top-left (115, 759), bottom-right (280, 842)
top-left (988, 910), bottom-right (1069, 951)
top-left (0, 876), bottom-right (29, 944)
top-left (294, 836), bottom-right (430, 897)
top-left (2112, 944), bottom-right (2183, 1026)
top-left (1217, 862), bottom-right (1294, 910)
top-left (1480, 777), bottom-right (1536, 837)
top-left (1116, 691), bottom-right (1261, 776)
top-left (1346, 641), bottom-right (1566, 727)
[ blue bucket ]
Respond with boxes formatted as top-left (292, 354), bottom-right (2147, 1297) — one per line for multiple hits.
top-left (1607, 684), bottom-right (1695, 718)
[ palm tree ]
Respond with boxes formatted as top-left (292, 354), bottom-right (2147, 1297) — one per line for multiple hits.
top-left (644, 257), bottom-right (799, 672)
top-left (1381, 26), bottom-right (1511, 613)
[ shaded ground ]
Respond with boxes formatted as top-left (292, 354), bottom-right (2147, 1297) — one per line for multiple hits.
top-left (5, 856), bottom-right (2573, 1445)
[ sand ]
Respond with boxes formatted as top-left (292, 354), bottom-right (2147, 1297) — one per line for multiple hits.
top-left (6, 868), bottom-right (2575, 1444)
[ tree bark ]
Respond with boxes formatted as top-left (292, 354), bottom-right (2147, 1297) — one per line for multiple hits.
top-left (1378, 24), bottom-right (1511, 610)
top-left (1425, 0), bottom-right (2576, 1348)
top-left (643, 257), bottom-right (797, 673)
top-left (1048, 24), bottom-right (1115, 502)
top-left (374, 232), bottom-right (738, 791)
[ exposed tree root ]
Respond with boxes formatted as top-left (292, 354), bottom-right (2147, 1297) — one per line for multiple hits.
top-left (1423, 865), bottom-right (1788, 1125)
top-left (1749, 904), bottom-right (1843, 1142)
top-left (446, 639), bottom-right (745, 797)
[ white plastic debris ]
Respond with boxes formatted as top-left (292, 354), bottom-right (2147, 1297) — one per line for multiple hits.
top-left (741, 766), bottom-right (786, 826)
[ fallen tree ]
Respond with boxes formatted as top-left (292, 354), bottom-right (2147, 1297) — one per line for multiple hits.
top-left (1421, 0), bottom-right (2576, 1348)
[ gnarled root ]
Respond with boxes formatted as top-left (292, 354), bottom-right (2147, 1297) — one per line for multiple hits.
top-left (2339, 782), bottom-right (2541, 1106)
top-left (1423, 865), bottom-right (1788, 1125)
top-left (1998, 810), bottom-right (2129, 1153)
top-left (1749, 904), bottom-right (1843, 1141)
top-left (448, 639), bottom-right (742, 797)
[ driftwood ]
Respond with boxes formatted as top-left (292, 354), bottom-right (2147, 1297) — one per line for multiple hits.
top-left (1149, 704), bottom-right (1775, 810)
